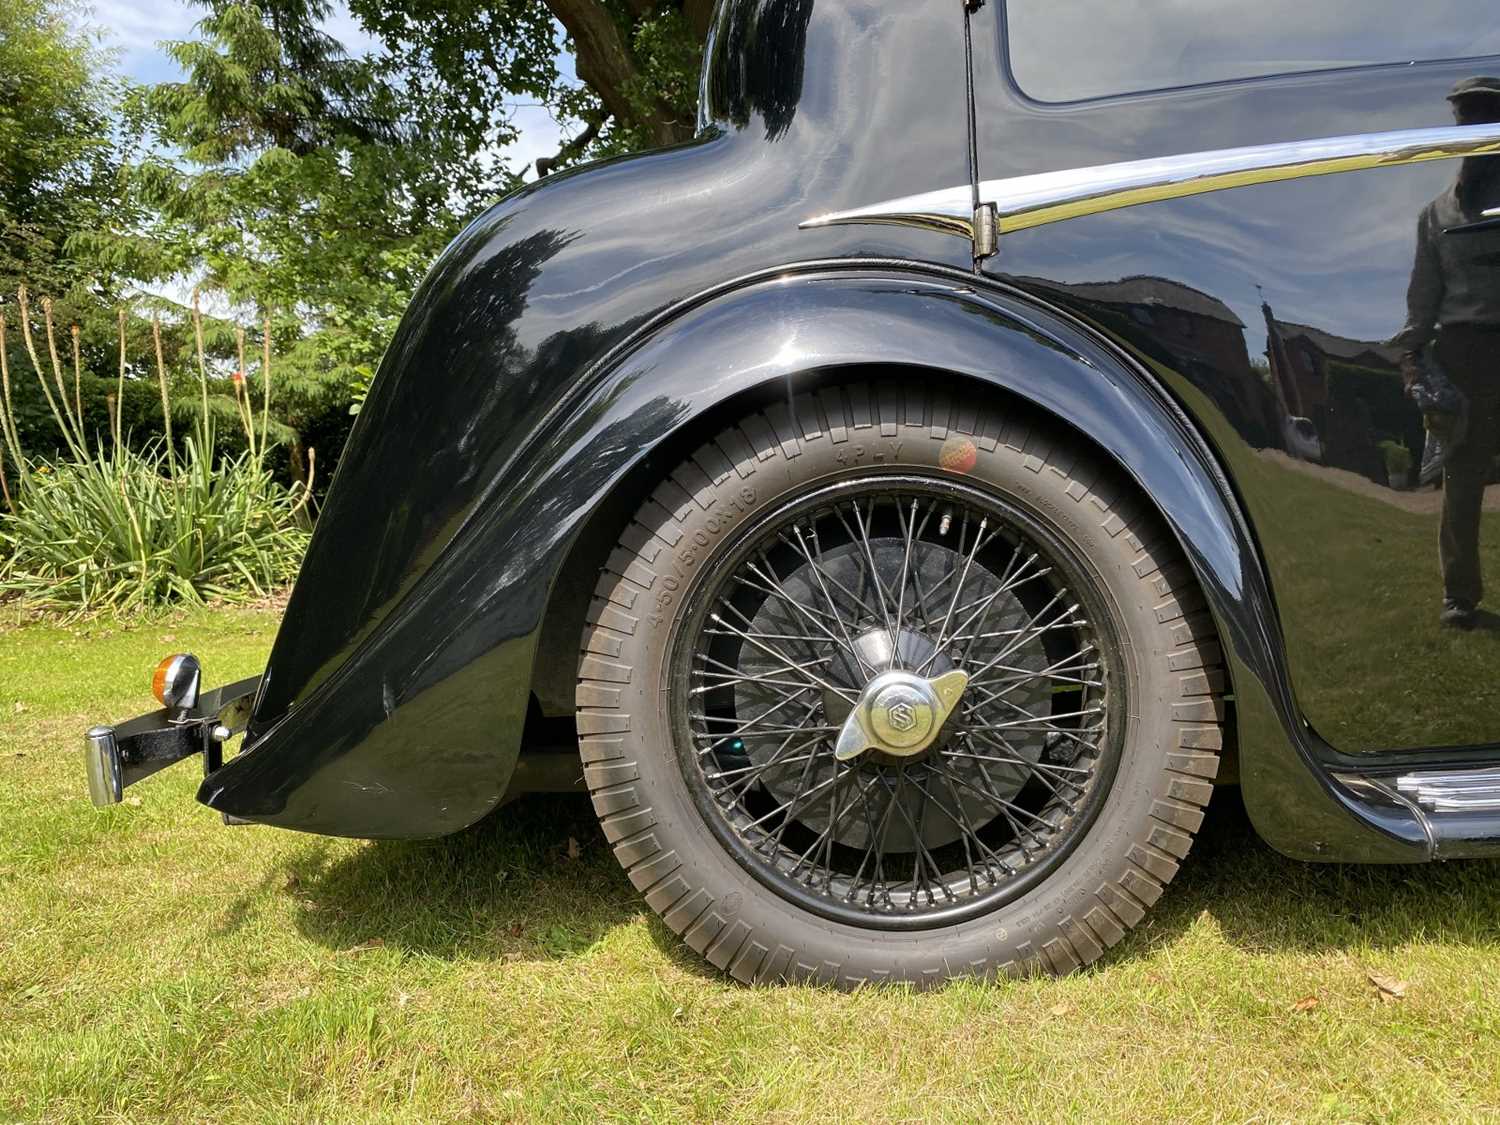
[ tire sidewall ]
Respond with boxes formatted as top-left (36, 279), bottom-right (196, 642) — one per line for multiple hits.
top-left (594, 394), bottom-right (1196, 980)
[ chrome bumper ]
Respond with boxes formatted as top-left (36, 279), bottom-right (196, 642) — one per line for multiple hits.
top-left (83, 676), bottom-right (261, 808)
top-left (84, 726), bottom-right (126, 806)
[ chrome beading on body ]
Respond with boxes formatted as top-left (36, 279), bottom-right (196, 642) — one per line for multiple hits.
top-left (801, 123), bottom-right (1500, 240)
top-left (1395, 768), bottom-right (1500, 813)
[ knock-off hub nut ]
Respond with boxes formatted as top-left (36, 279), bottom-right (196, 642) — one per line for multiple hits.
top-left (834, 668), bottom-right (970, 762)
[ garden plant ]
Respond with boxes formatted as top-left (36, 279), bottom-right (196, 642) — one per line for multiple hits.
top-left (0, 287), bottom-right (311, 614)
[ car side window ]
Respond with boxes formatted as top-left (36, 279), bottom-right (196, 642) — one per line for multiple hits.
top-left (1004, 0), bottom-right (1500, 103)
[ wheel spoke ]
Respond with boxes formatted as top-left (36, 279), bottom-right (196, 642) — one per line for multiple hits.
top-left (742, 557), bottom-right (870, 670)
top-left (705, 750), bottom-right (819, 783)
top-left (761, 727), bottom-right (830, 853)
top-left (787, 765), bottom-right (878, 883)
top-left (787, 525), bottom-right (877, 679)
top-left (889, 497), bottom-right (921, 662)
top-left (690, 682), bottom-right (824, 758)
top-left (886, 770), bottom-right (954, 906)
top-left (969, 705), bottom-right (1107, 731)
top-left (960, 593), bottom-right (1087, 682)
top-left (908, 766), bottom-right (1016, 881)
top-left (740, 767), bottom-right (847, 833)
top-left (944, 564), bottom-right (1045, 655)
top-left (945, 745), bottom-right (1092, 778)
top-left (965, 645), bottom-right (1101, 695)
top-left (926, 756), bottom-right (1058, 856)
top-left (708, 611), bottom-right (860, 705)
top-left (838, 498), bottom-right (897, 639)
top-left (682, 482), bottom-right (1117, 923)
top-left (721, 729), bottom-right (830, 804)
top-left (918, 514), bottom-right (999, 675)
top-left (955, 733), bottom-right (1085, 812)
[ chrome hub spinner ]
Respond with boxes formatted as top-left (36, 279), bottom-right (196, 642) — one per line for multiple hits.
top-left (835, 668), bottom-right (970, 762)
top-left (868, 677), bottom-right (933, 749)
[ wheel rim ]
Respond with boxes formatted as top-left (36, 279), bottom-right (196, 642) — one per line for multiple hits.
top-left (671, 474), bottom-right (1126, 931)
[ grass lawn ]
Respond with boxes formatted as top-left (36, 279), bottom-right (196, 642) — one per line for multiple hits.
top-left (3, 604), bottom-right (1500, 1122)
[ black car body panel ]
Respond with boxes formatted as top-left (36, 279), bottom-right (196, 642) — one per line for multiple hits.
top-left (187, 0), bottom-right (1498, 862)
top-left (206, 265), bottom-right (1268, 837)
top-left (967, 16), bottom-right (1500, 756)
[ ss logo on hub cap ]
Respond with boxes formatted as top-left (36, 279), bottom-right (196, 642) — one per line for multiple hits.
top-left (834, 669), bottom-right (970, 761)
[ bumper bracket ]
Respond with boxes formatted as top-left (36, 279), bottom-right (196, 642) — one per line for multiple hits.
top-left (83, 676), bottom-right (261, 808)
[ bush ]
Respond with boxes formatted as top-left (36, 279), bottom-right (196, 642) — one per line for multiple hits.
top-left (0, 287), bottom-right (311, 615)
top-left (1379, 439), bottom-right (1413, 482)
top-left (0, 432), bottom-right (309, 614)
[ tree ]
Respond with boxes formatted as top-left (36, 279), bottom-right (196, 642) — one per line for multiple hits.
top-left (344, 0), bottom-right (712, 172)
top-left (87, 0), bottom-right (515, 387)
top-left (9, 0), bottom-right (716, 485)
top-left (0, 0), bottom-right (130, 300)
top-left (54, 0), bottom-right (527, 483)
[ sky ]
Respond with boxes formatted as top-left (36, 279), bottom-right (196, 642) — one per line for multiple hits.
top-left (79, 0), bottom-right (570, 180)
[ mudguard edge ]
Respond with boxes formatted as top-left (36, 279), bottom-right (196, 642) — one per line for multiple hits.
top-left (201, 263), bottom-right (1428, 861)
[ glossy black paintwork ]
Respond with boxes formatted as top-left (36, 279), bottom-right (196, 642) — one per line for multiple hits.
top-left (209, 0), bottom-right (977, 834)
top-left (966, 3), bottom-right (1500, 857)
top-left (201, 0), bottom-right (1499, 860)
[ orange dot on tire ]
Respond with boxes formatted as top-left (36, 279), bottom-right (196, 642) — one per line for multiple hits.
top-left (939, 437), bottom-right (978, 474)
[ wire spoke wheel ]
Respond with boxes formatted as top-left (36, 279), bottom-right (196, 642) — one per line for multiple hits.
top-left (673, 477), bottom-right (1125, 929)
top-left (580, 385), bottom-right (1222, 984)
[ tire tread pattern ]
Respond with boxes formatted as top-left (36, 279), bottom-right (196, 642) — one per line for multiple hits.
top-left (576, 383), bottom-right (1223, 985)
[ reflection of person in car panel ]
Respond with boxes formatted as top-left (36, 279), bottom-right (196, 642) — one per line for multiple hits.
top-left (1396, 76), bottom-right (1500, 629)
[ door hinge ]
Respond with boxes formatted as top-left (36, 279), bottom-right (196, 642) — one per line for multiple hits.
top-left (973, 203), bottom-right (998, 261)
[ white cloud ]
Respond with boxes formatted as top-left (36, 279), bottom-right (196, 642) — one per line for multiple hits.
top-left (84, 0), bottom-right (198, 84)
top-left (502, 104), bottom-right (568, 180)
top-left (86, 0), bottom-right (198, 54)
top-left (314, 4), bottom-right (381, 58)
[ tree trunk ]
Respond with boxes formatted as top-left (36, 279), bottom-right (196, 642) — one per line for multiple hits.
top-left (542, 0), bottom-right (690, 146)
top-left (289, 438), bottom-right (307, 486)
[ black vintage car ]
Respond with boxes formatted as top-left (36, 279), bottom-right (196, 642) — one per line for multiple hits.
top-left (85, 0), bottom-right (1500, 985)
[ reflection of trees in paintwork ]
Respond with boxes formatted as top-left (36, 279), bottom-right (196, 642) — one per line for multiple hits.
top-left (705, 0), bottom-right (816, 140)
top-left (523, 388), bottom-right (689, 570)
top-left (1264, 313), bottom-right (1418, 486)
top-left (1017, 272), bottom-right (1429, 487)
top-left (490, 378), bottom-right (688, 708)
top-left (265, 223), bottom-right (578, 709)
top-left (1016, 274), bottom-right (1286, 451)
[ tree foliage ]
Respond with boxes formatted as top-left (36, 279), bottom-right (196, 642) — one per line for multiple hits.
top-left (346, 0), bottom-right (712, 170)
top-left (0, 0), bottom-right (131, 301)
top-left (1, 0), bottom-right (717, 496)
top-left (91, 0), bottom-right (510, 382)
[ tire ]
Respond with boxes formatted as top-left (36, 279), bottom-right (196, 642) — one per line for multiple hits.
top-left (576, 382), bottom-right (1222, 985)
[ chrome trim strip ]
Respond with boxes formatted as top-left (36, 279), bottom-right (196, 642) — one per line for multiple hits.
top-left (1395, 767), bottom-right (1500, 814)
top-left (801, 123), bottom-right (1500, 240)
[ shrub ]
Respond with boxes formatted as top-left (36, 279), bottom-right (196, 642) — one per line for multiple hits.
top-left (1379, 439), bottom-right (1413, 482)
top-left (1, 433), bottom-right (309, 613)
top-left (0, 288), bottom-right (312, 614)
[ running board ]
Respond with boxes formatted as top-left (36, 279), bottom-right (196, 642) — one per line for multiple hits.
top-left (1333, 763), bottom-right (1500, 860)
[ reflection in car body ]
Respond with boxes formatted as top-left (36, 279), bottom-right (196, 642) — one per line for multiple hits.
top-left (82, 1), bottom-right (1500, 985)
